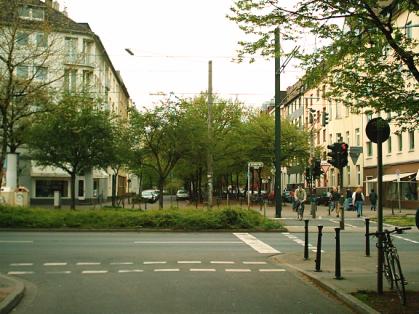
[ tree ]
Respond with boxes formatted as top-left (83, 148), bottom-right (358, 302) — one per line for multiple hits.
top-left (0, 0), bottom-right (62, 186)
top-left (26, 93), bottom-right (114, 209)
top-left (129, 101), bottom-right (190, 209)
top-left (228, 0), bottom-right (419, 128)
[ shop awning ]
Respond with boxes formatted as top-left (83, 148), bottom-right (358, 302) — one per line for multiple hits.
top-left (366, 172), bottom-right (415, 183)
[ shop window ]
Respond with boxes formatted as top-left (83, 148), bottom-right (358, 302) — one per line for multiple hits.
top-left (36, 180), bottom-right (68, 197)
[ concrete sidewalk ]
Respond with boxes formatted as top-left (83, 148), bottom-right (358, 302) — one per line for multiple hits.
top-left (0, 274), bottom-right (24, 314)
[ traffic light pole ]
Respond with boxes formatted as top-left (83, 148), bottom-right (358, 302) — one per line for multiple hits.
top-left (339, 166), bottom-right (345, 230)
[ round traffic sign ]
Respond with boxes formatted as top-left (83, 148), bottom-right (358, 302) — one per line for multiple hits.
top-left (366, 117), bottom-right (390, 143)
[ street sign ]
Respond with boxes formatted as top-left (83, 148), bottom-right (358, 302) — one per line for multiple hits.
top-left (366, 117), bottom-right (390, 143)
top-left (248, 162), bottom-right (264, 169)
top-left (321, 164), bottom-right (330, 173)
top-left (349, 146), bottom-right (363, 165)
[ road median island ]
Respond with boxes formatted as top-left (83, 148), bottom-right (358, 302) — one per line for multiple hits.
top-left (0, 205), bottom-right (285, 231)
top-left (0, 274), bottom-right (24, 314)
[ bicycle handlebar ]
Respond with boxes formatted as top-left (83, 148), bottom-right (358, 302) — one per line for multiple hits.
top-left (367, 226), bottom-right (412, 237)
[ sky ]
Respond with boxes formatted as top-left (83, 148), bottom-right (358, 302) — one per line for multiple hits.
top-left (61, 0), bottom-right (306, 109)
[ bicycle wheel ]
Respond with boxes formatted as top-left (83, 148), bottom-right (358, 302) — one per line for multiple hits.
top-left (389, 250), bottom-right (407, 305)
top-left (383, 249), bottom-right (394, 289)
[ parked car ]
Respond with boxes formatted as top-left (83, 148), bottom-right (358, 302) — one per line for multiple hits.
top-left (141, 189), bottom-right (159, 203)
top-left (176, 189), bottom-right (189, 201)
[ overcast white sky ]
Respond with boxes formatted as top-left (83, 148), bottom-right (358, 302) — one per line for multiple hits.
top-left (61, 0), bottom-right (306, 108)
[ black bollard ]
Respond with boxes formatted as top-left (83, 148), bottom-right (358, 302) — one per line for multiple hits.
top-left (335, 227), bottom-right (342, 279)
top-left (315, 225), bottom-right (323, 272)
top-left (365, 218), bottom-right (370, 257)
top-left (304, 219), bottom-right (309, 260)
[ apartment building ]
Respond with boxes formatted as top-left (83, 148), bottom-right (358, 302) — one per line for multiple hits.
top-left (0, 0), bottom-right (133, 204)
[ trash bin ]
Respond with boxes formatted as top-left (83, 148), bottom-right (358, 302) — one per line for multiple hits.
top-left (1, 186), bottom-right (15, 205)
top-left (14, 186), bottom-right (29, 207)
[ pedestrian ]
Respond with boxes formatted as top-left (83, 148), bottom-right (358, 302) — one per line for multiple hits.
top-left (327, 189), bottom-right (333, 213)
top-left (294, 185), bottom-right (307, 220)
top-left (343, 189), bottom-right (352, 211)
top-left (290, 188), bottom-right (296, 211)
top-left (331, 187), bottom-right (341, 217)
top-left (369, 189), bottom-right (377, 211)
top-left (352, 186), bottom-right (365, 218)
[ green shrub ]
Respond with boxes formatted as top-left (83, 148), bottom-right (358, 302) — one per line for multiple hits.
top-left (0, 205), bottom-right (284, 231)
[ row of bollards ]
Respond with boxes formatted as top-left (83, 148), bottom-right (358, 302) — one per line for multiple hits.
top-left (304, 220), bottom-right (342, 279)
top-left (303, 218), bottom-right (373, 280)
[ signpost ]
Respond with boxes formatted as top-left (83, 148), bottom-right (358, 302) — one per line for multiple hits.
top-left (248, 162), bottom-right (264, 209)
top-left (366, 117), bottom-right (390, 295)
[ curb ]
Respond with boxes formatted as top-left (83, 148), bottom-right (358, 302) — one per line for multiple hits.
top-left (272, 256), bottom-right (379, 314)
top-left (0, 274), bottom-right (24, 314)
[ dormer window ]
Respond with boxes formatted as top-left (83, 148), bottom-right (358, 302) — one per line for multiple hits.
top-left (19, 5), bottom-right (45, 21)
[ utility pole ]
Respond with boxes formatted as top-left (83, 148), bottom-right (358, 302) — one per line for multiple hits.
top-left (207, 60), bottom-right (213, 208)
top-left (274, 27), bottom-right (282, 218)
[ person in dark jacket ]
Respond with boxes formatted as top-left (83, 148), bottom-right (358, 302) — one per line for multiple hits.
top-left (369, 189), bottom-right (377, 211)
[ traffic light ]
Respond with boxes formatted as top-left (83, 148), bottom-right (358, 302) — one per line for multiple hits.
top-left (327, 143), bottom-right (340, 167)
top-left (312, 159), bottom-right (322, 178)
top-left (322, 112), bottom-right (329, 126)
top-left (338, 143), bottom-right (349, 167)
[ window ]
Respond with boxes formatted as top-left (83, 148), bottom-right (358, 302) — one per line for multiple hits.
top-left (346, 131), bottom-right (350, 145)
top-left (356, 165), bottom-right (361, 185)
top-left (16, 32), bottom-right (29, 46)
top-left (409, 131), bottom-right (415, 150)
top-left (36, 180), bottom-right (69, 197)
top-left (19, 5), bottom-right (44, 20)
top-left (323, 129), bottom-right (326, 143)
top-left (82, 40), bottom-right (94, 65)
top-left (82, 70), bottom-right (93, 91)
top-left (36, 33), bottom-right (48, 47)
top-left (406, 21), bottom-right (413, 39)
top-left (346, 166), bottom-right (351, 187)
top-left (345, 105), bottom-right (350, 117)
top-left (335, 102), bottom-right (340, 119)
top-left (317, 131), bottom-right (320, 145)
top-left (328, 100), bottom-right (333, 121)
top-left (387, 136), bottom-right (392, 154)
top-left (16, 66), bottom-right (29, 79)
top-left (398, 133), bottom-right (403, 152)
top-left (355, 128), bottom-right (360, 146)
top-left (367, 142), bottom-right (373, 156)
top-left (322, 85), bottom-right (326, 99)
top-left (336, 133), bottom-right (342, 143)
top-left (64, 69), bottom-right (77, 92)
top-left (65, 37), bottom-right (78, 63)
top-left (35, 66), bottom-right (47, 81)
top-left (366, 113), bottom-right (372, 121)
top-left (329, 134), bottom-right (332, 144)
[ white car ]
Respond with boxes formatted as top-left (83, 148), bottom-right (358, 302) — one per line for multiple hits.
top-left (141, 189), bottom-right (159, 203)
top-left (176, 189), bottom-right (189, 201)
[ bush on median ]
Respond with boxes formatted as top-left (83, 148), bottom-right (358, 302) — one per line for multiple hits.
top-left (0, 205), bottom-right (284, 231)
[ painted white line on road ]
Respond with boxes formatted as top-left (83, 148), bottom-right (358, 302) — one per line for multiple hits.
top-left (46, 271), bottom-right (71, 274)
top-left (82, 270), bottom-right (108, 274)
top-left (154, 269), bottom-right (180, 272)
top-left (242, 261), bottom-right (267, 265)
top-left (177, 261), bottom-right (202, 264)
top-left (110, 262), bottom-right (133, 265)
top-left (210, 261), bottom-right (235, 264)
top-left (77, 262), bottom-right (101, 266)
top-left (0, 241), bottom-right (33, 243)
top-left (143, 261), bottom-right (167, 265)
top-left (329, 219), bottom-right (340, 224)
top-left (190, 268), bottom-right (216, 272)
top-left (10, 263), bottom-right (33, 266)
top-left (259, 269), bottom-right (286, 272)
top-left (44, 263), bottom-right (67, 266)
top-left (8, 271), bottom-right (34, 275)
top-left (393, 235), bottom-right (419, 244)
top-left (134, 241), bottom-right (241, 244)
top-left (118, 269), bottom-right (144, 273)
top-left (312, 249), bottom-right (325, 253)
top-left (225, 269), bottom-right (251, 272)
top-left (281, 232), bottom-right (290, 235)
top-left (233, 233), bottom-right (280, 254)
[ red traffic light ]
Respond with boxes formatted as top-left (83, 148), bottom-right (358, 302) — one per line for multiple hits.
top-left (341, 143), bottom-right (348, 152)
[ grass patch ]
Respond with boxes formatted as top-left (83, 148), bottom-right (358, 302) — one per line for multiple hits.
top-left (383, 215), bottom-right (416, 227)
top-left (0, 205), bottom-right (284, 231)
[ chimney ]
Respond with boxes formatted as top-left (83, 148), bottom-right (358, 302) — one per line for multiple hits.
top-left (45, 0), bottom-right (53, 7)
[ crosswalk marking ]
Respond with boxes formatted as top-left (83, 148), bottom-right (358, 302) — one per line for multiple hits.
top-left (233, 233), bottom-right (280, 254)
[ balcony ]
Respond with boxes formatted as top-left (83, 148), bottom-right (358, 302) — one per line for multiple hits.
top-left (64, 53), bottom-right (95, 68)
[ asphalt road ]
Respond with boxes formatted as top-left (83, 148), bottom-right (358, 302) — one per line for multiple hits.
top-left (0, 232), bottom-right (353, 314)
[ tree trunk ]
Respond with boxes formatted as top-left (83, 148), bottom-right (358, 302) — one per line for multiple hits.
top-left (158, 177), bottom-right (164, 209)
top-left (70, 172), bottom-right (76, 210)
top-left (111, 174), bottom-right (117, 207)
top-left (236, 173), bottom-right (240, 199)
top-left (0, 112), bottom-right (8, 187)
top-left (257, 168), bottom-right (262, 196)
top-left (251, 168), bottom-right (255, 195)
top-left (198, 167), bottom-right (203, 203)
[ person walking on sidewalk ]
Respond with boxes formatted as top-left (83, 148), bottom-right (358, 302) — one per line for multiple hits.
top-left (294, 185), bottom-right (307, 220)
top-left (330, 186), bottom-right (341, 217)
top-left (352, 186), bottom-right (365, 217)
top-left (369, 189), bottom-right (377, 211)
top-left (343, 188), bottom-right (352, 211)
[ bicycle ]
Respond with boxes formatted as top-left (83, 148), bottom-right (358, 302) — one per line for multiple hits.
top-left (368, 227), bottom-right (411, 305)
top-left (295, 199), bottom-right (305, 220)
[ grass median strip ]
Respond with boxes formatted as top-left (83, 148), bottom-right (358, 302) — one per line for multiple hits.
top-left (0, 205), bottom-right (284, 231)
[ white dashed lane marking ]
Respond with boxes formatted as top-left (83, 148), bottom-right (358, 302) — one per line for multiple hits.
top-left (110, 262), bottom-right (133, 265)
top-left (259, 269), bottom-right (286, 272)
top-left (233, 233), bottom-right (280, 254)
top-left (143, 261), bottom-right (167, 265)
top-left (210, 261), bottom-right (235, 264)
top-left (177, 261), bottom-right (202, 264)
top-left (190, 268), bottom-right (216, 272)
top-left (118, 269), bottom-right (144, 273)
top-left (44, 263), bottom-right (67, 266)
top-left (154, 269), bottom-right (180, 272)
top-left (10, 263), bottom-right (33, 266)
top-left (82, 270), bottom-right (108, 274)
top-left (76, 262), bottom-right (101, 266)
top-left (8, 271), bottom-right (34, 275)
top-left (46, 271), bottom-right (71, 274)
top-left (242, 261), bottom-right (267, 265)
top-left (0, 241), bottom-right (33, 244)
top-left (225, 269), bottom-right (251, 272)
